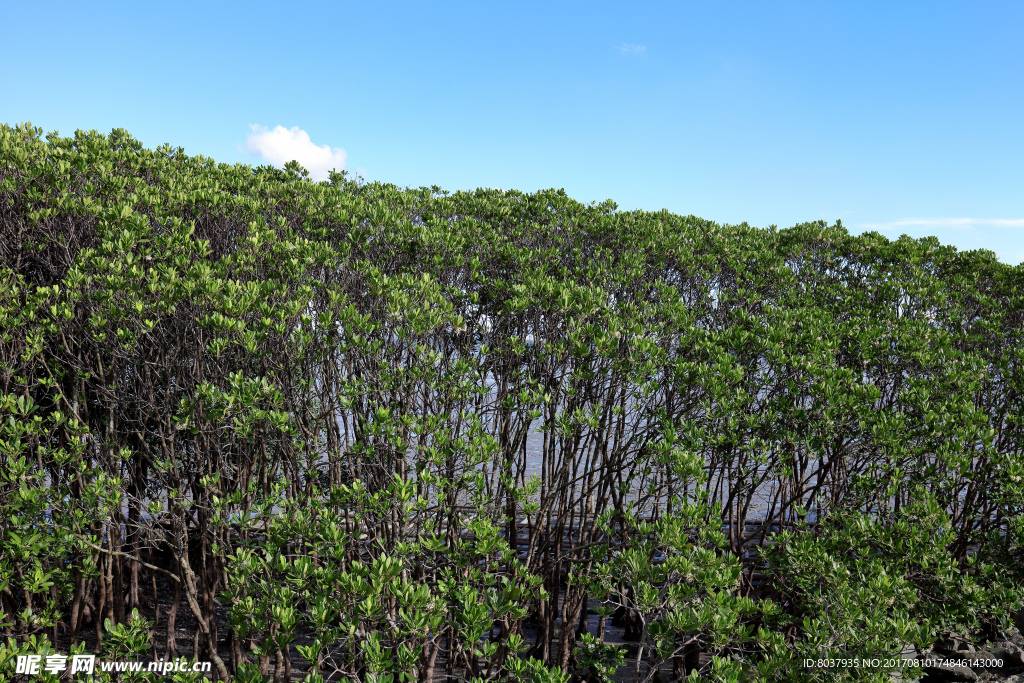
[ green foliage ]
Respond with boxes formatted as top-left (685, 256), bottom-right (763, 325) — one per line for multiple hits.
top-left (572, 633), bottom-right (625, 683)
top-left (763, 492), bottom-right (1024, 680)
top-left (0, 121), bottom-right (1021, 682)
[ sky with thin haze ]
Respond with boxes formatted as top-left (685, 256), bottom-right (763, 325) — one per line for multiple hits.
top-left (3, 1), bottom-right (1022, 265)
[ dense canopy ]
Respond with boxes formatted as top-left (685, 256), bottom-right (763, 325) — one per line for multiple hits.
top-left (1, 123), bottom-right (1023, 682)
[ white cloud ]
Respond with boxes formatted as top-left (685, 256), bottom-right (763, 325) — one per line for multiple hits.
top-left (862, 217), bottom-right (1024, 231)
top-left (615, 43), bottom-right (646, 55)
top-left (245, 125), bottom-right (346, 181)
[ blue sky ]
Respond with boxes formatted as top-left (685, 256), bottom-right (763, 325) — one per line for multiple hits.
top-left (3, 1), bottom-right (1022, 265)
